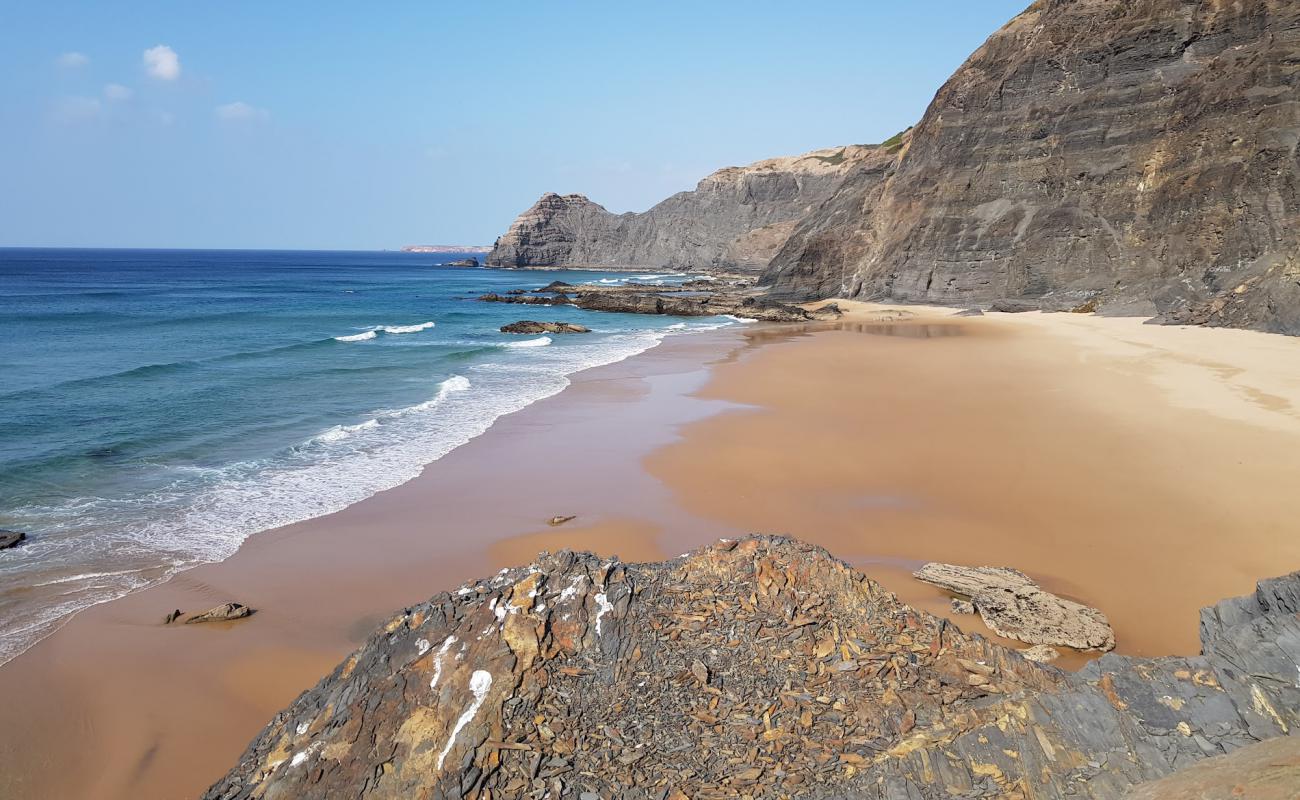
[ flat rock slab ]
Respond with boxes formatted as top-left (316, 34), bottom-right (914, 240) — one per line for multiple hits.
top-left (0, 531), bottom-right (25, 550)
top-left (1124, 735), bottom-right (1300, 799)
top-left (914, 562), bottom-right (1116, 651)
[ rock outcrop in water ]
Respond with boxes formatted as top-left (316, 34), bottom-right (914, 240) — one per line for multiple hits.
top-left (487, 146), bottom-right (881, 272)
top-left (204, 536), bottom-right (1300, 800)
top-left (762, 0), bottom-right (1300, 334)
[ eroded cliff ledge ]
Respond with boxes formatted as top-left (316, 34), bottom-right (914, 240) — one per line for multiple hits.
top-left (487, 146), bottom-right (887, 272)
top-left (763, 0), bottom-right (1300, 334)
top-left (205, 536), bottom-right (1299, 799)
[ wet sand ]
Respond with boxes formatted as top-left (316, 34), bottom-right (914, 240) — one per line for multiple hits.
top-left (4, 305), bottom-right (1300, 799)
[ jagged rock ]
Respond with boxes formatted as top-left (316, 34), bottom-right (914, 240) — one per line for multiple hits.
top-left (184, 602), bottom-right (254, 625)
top-left (534, 281), bottom-right (574, 293)
top-left (954, 308), bottom-right (985, 317)
top-left (500, 321), bottom-right (590, 335)
top-left (443, 257), bottom-right (479, 268)
top-left (163, 609), bottom-right (183, 625)
top-left (571, 289), bottom-right (815, 322)
top-left (762, 0), bottom-right (1300, 335)
top-left (0, 530), bottom-right (25, 550)
top-left (204, 537), bottom-right (1300, 800)
top-left (488, 147), bottom-right (880, 272)
top-left (914, 562), bottom-right (1116, 651)
top-left (547, 515), bottom-right (576, 527)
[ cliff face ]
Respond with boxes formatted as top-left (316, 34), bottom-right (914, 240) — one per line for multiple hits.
top-left (487, 146), bottom-right (882, 271)
top-left (205, 536), bottom-right (1300, 800)
top-left (763, 0), bottom-right (1300, 333)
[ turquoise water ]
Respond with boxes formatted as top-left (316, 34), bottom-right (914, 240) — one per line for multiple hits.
top-left (0, 248), bottom-right (741, 665)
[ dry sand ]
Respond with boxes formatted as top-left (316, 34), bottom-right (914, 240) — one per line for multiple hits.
top-left (3, 304), bottom-right (1300, 799)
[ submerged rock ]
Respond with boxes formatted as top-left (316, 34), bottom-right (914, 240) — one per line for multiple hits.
top-left (185, 602), bottom-right (255, 625)
top-left (0, 530), bottom-right (25, 550)
top-left (499, 321), bottom-right (590, 335)
top-left (205, 536), bottom-right (1299, 799)
top-left (914, 562), bottom-right (1116, 651)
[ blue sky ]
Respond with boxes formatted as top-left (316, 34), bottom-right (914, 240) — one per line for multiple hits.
top-left (0, 1), bottom-right (1029, 249)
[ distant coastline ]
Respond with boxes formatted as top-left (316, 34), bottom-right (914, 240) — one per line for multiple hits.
top-left (400, 244), bottom-right (491, 254)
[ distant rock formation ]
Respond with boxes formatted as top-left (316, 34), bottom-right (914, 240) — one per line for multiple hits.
top-left (487, 146), bottom-right (881, 272)
top-left (400, 245), bottom-right (491, 254)
top-left (762, 0), bottom-right (1300, 334)
top-left (204, 536), bottom-right (1300, 799)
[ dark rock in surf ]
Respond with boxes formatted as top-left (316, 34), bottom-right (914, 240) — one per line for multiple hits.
top-left (500, 321), bottom-right (590, 335)
top-left (0, 531), bottom-right (25, 550)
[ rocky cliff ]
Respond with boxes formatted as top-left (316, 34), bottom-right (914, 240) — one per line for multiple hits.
top-left (763, 0), bottom-right (1300, 334)
top-left (487, 146), bottom-right (883, 272)
top-left (204, 536), bottom-right (1300, 799)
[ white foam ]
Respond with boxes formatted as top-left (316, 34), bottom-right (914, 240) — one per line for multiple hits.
top-left (0, 326), bottom-right (684, 668)
top-left (502, 336), bottom-right (551, 348)
top-left (334, 330), bottom-right (377, 342)
top-left (723, 314), bottom-right (758, 323)
top-left (381, 321), bottom-right (435, 335)
top-left (314, 418), bottom-right (379, 443)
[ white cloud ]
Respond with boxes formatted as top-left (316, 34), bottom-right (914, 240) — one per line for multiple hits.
top-left (215, 101), bottom-right (269, 122)
top-left (142, 45), bottom-right (181, 81)
top-left (57, 51), bottom-right (89, 69)
top-left (54, 96), bottom-right (102, 123)
top-left (104, 83), bottom-right (134, 101)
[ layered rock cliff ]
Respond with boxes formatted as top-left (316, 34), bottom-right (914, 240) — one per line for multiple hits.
top-left (487, 146), bottom-right (882, 272)
top-left (205, 536), bottom-right (1300, 799)
top-left (763, 0), bottom-right (1300, 333)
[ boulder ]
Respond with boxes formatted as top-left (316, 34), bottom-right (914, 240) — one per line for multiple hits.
top-left (184, 602), bottom-right (255, 624)
top-left (163, 609), bottom-right (183, 625)
top-left (500, 321), bottom-right (590, 335)
top-left (0, 530), bottom-right (25, 550)
top-left (547, 515), bottom-right (577, 526)
top-left (913, 562), bottom-right (1115, 651)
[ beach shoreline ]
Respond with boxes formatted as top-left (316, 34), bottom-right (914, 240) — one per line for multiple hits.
top-left (5, 304), bottom-right (1300, 799)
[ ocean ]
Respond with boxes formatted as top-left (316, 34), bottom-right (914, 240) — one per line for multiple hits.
top-left (0, 248), bottom-right (745, 666)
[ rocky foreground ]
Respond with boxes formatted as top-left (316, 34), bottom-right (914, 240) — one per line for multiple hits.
top-left (204, 536), bottom-right (1299, 799)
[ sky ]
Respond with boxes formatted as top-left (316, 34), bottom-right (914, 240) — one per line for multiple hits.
top-left (0, 1), bottom-right (1029, 250)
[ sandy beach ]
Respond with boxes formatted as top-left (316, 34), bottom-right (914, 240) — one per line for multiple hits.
top-left (4, 305), bottom-right (1300, 799)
